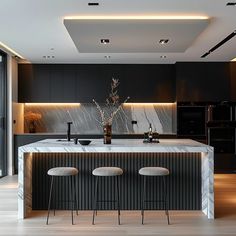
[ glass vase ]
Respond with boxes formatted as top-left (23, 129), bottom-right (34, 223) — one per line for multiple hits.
top-left (103, 124), bottom-right (112, 144)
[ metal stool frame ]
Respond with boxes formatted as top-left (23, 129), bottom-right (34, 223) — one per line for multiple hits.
top-left (92, 176), bottom-right (121, 225)
top-left (46, 175), bottom-right (78, 225)
top-left (141, 175), bottom-right (170, 225)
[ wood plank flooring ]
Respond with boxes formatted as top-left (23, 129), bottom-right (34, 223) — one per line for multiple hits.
top-left (0, 174), bottom-right (236, 235)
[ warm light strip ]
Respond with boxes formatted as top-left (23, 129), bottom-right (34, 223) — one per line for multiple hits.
top-left (231, 57), bottom-right (236, 61)
top-left (123, 103), bottom-right (175, 106)
top-left (0, 41), bottom-right (24, 59)
top-left (24, 103), bottom-right (81, 106)
top-left (64, 15), bottom-right (209, 20)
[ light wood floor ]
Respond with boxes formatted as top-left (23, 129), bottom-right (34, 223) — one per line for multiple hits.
top-left (0, 175), bottom-right (236, 235)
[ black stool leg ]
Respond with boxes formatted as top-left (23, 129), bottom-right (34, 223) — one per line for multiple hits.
top-left (53, 178), bottom-right (56, 216)
top-left (163, 176), bottom-right (170, 225)
top-left (46, 176), bottom-right (54, 225)
top-left (70, 176), bottom-right (74, 225)
top-left (141, 176), bottom-right (146, 225)
top-left (92, 176), bottom-right (98, 225)
top-left (116, 176), bottom-right (121, 225)
top-left (74, 175), bottom-right (78, 216)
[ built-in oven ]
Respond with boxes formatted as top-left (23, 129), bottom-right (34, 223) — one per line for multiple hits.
top-left (207, 102), bottom-right (236, 172)
top-left (177, 105), bottom-right (207, 137)
top-left (207, 102), bottom-right (234, 121)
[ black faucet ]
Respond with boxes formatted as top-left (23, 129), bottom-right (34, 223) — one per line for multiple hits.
top-left (67, 122), bottom-right (73, 141)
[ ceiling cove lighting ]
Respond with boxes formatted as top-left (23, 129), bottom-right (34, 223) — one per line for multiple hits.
top-left (24, 103), bottom-right (81, 106)
top-left (0, 41), bottom-right (24, 59)
top-left (64, 15), bottom-right (209, 20)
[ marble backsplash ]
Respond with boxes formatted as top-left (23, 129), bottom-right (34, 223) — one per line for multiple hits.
top-left (24, 103), bottom-right (176, 134)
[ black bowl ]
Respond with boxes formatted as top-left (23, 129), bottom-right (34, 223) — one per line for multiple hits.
top-left (78, 140), bottom-right (91, 145)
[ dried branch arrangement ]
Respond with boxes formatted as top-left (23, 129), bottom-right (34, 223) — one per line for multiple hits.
top-left (24, 111), bottom-right (42, 121)
top-left (93, 78), bottom-right (130, 126)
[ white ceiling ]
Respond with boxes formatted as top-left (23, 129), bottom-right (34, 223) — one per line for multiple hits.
top-left (64, 19), bottom-right (209, 53)
top-left (0, 0), bottom-right (236, 63)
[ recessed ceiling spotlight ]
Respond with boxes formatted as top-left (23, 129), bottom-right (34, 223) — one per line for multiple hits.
top-left (50, 48), bottom-right (54, 50)
top-left (43, 55), bottom-right (55, 59)
top-left (160, 55), bottom-right (167, 59)
top-left (226, 2), bottom-right (236, 6)
top-left (159, 39), bottom-right (169, 45)
top-left (101, 39), bottom-right (110, 44)
top-left (104, 55), bottom-right (111, 59)
top-left (88, 2), bottom-right (99, 6)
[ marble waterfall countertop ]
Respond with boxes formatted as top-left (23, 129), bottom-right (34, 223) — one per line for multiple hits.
top-left (19, 138), bottom-right (213, 153)
top-left (18, 138), bottom-right (214, 220)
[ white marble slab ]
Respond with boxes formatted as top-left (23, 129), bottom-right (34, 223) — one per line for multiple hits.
top-left (24, 103), bottom-right (176, 134)
top-left (18, 139), bottom-right (214, 219)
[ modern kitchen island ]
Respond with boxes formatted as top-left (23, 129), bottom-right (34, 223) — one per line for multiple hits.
top-left (18, 139), bottom-right (214, 220)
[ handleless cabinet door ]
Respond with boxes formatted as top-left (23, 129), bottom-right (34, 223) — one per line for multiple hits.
top-left (18, 64), bottom-right (51, 102)
top-left (123, 64), bottom-right (176, 102)
top-left (176, 62), bottom-right (230, 102)
top-left (50, 65), bottom-right (76, 102)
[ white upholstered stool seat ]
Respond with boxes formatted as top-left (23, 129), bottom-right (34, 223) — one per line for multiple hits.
top-left (92, 167), bottom-right (123, 176)
top-left (47, 167), bottom-right (79, 176)
top-left (139, 167), bottom-right (169, 176)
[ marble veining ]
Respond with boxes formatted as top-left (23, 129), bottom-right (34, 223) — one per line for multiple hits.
top-left (18, 138), bottom-right (214, 220)
top-left (24, 103), bottom-right (176, 134)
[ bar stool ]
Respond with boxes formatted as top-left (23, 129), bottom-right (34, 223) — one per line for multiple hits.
top-left (46, 167), bottom-right (79, 225)
top-left (92, 167), bottom-right (123, 225)
top-left (139, 167), bottom-right (170, 225)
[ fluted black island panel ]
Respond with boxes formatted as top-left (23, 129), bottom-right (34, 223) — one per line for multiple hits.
top-left (32, 152), bottom-right (201, 211)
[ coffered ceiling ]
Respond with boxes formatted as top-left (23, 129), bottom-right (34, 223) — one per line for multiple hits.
top-left (0, 0), bottom-right (235, 63)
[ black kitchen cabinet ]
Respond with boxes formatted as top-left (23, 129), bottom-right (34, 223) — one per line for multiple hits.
top-left (51, 65), bottom-right (77, 102)
top-left (18, 64), bottom-right (176, 103)
top-left (123, 64), bottom-right (175, 102)
top-left (75, 65), bottom-right (109, 102)
top-left (176, 62), bottom-right (230, 102)
top-left (18, 64), bottom-right (51, 102)
top-left (208, 127), bottom-right (236, 173)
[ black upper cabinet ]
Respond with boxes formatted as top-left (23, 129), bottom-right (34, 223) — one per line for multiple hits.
top-left (75, 65), bottom-right (109, 102)
top-left (51, 65), bottom-right (77, 102)
top-left (176, 62), bottom-right (230, 102)
top-left (123, 64), bottom-right (175, 102)
top-left (18, 64), bottom-right (50, 102)
top-left (18, 64), bottom-right (176, 103)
